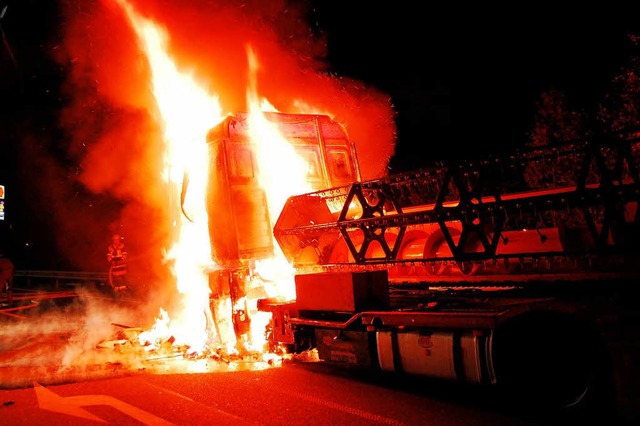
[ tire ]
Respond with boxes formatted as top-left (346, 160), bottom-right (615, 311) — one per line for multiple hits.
top-left (491, 311), bottom-right (615, 421)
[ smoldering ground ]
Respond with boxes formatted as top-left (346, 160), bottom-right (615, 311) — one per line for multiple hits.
top-left (0, 286), bottom-right (269, 389)
top-left (0, 288), bottom-right (152, 387)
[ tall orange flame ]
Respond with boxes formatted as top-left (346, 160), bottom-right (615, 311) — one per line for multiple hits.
top-left (117, 0), bottom-right (313, 358)
top-left (116, 0), bottom-right (224, 355)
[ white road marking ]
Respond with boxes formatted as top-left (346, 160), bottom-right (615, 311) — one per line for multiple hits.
top-left (276, 388), bottom-right (407, 425)
top-left (140, 379), bottom-right (255, 424)
top-left (34, 382), bottom-right (176, 425)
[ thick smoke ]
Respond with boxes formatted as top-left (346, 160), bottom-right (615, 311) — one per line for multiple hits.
top-left (46, 0), bottom-right (396, 297)
top-left (0, 290), bottom-right (152, 388)
top-left (3, 0), bottom-right (398, 385)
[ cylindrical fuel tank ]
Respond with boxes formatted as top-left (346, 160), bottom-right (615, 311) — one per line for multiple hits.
top-left (376, 329), bottom-right (490, 384)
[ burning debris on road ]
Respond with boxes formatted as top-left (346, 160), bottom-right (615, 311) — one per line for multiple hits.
top-left (0, 287), bottom-right (319, 390)
top-left (96, 322), bottom-right (266, 365)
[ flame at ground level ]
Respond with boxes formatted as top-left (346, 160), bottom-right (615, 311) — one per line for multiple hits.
top-left (0, 293), bottom-right (321, 390)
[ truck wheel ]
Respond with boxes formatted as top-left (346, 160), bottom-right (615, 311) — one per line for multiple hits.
top-left (491, 311), bottom-right (615, 420)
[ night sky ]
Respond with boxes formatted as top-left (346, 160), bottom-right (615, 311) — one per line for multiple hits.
top-left (310, 3), bottom-right (639, 171)
top-left (1, 0), bottom-right (639, 269)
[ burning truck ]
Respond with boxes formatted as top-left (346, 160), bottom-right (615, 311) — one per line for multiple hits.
top-left (93, 110), bottom-right (363, 367)
top-left (202, 111), bottom-right (361, 351)
top-left (22, 1), bottom-right (636, 420)
top-left (97, 108), bottom-right (638, 421)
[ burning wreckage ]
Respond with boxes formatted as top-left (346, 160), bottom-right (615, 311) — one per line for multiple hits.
top-left (90, 106), bottom-right (640, 420)
top-left (4, 2), bottom-right (639, 418)
top-left (95, 111), bottom-right (360, 367)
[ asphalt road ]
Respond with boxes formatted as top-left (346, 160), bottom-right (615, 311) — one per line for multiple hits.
top-left (0, 361), bottom-right (553, 426)
top-left (0, 286), bottom-right (632, 425)
top-left (0, 289), bottom-right (547, 425)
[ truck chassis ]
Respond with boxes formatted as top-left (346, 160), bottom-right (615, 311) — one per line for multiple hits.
top-left (259, 134), bottom-right (640, 420)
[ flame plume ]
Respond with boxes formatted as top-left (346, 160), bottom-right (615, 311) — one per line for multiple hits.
top-left (42, 0), bottom-right (396, 369)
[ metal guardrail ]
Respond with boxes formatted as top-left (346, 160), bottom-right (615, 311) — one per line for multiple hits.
top-left (14, 270), bottom-right (109, 287)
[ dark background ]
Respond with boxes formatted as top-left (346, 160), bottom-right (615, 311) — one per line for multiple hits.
top-left (1, 1), bottom-right (639, 268)
top-left (309, 3), bottom-right (638, 171)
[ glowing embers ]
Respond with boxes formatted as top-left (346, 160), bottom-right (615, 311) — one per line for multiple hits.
top-left (95, 322), bottom-right (275, 372)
